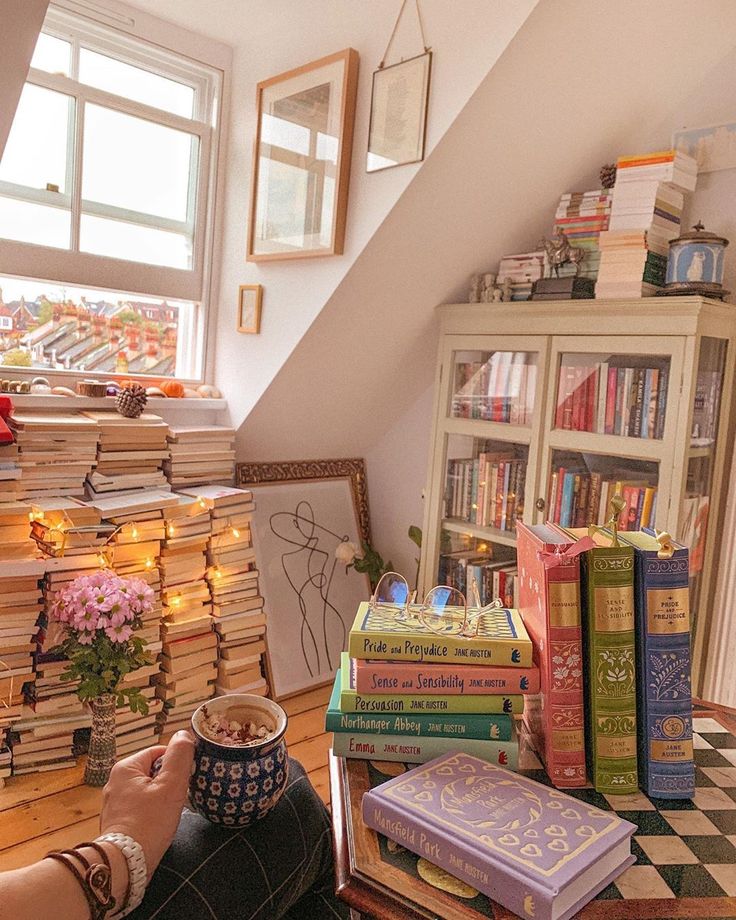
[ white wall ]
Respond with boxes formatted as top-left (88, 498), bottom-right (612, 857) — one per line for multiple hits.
top-left (0, 0), bottom-right (49, 158)
top-left (240, 0), bottom-right (736, 584)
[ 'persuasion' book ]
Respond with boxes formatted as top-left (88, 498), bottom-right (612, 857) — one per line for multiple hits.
top-left (351, 656), bottom-right (539, 695)
top-left (348, 601), bottom-right (533, 666)
top-left (619, 530), bottom-right (695, 798)
top-left (362, 752), bottom-right (636, 920)
top-left (325, 671), bottom-right (514, 740)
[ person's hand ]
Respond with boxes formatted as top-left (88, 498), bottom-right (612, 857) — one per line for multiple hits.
top-left (100, 731), bottom-right (195, 878)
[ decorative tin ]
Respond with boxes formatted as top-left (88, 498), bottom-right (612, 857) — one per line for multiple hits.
top-left (659, 221), bottom-right (730, 299)
top-left (188, 694), bottom-right (289, 827)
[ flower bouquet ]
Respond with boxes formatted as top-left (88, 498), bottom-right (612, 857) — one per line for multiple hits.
top-left (49, 570), bottom-right (154, 786)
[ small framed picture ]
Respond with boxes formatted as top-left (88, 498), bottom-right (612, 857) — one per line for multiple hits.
top-left (367, 51), bottom-right (432, 172)
top-left (238, 284), bottom-right (263, 333)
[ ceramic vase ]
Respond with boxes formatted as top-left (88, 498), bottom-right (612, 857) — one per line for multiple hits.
top-left (85, 693), bottom-right (117, 786)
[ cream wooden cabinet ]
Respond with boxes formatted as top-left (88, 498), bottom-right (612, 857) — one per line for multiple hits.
top-left (419, 297), bottom-right (736, 694)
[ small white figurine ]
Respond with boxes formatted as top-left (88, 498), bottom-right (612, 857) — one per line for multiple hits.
top-left (468, 274), bottom-right (482, 303)
top-left (480, 272), bottom-right (496, 303)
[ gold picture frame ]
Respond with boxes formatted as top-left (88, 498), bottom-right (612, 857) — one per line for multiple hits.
top-left (247, 48), bottom-right (359, 262)
top-left (237, 458), bottom-right (373, 700)
top-left (237, 284), bottom-right (262, 333)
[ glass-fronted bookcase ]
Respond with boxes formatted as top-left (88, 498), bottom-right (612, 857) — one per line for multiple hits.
top-left (419, 297), bottom-right (736, 695)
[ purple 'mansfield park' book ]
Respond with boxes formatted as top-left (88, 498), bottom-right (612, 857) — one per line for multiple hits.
top-left (362, 752), bottom-right (636, 920)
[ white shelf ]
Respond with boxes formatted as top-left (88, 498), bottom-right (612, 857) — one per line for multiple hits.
top-left (547, 428), bottom-right (664, 462)
top-left (9, 394), bottom-right (226, 412)
top-left (442, 416), bottom-right (532, 445)
top-left (441, 518), bottom-right (517, 547)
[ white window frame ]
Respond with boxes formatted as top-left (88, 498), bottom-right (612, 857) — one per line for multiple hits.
top-left (0, 0), bottom-right (231, 381)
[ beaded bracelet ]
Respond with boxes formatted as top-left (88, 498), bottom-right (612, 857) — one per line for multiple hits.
top-left (45, 843), bottom-right (116, 920)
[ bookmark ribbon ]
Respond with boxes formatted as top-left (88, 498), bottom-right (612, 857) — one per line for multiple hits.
top-left (537, 535), bottom-right (595, 569)
top-left (655, 530), bottom-right (675, 559)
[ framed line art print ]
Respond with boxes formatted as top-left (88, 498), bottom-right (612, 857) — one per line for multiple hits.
top-left (367, 51), bottom-right (432, 172)
top-left (247, 48), bottom-right (359, 262)
top-left (237, 284), bottom-right (262, 333)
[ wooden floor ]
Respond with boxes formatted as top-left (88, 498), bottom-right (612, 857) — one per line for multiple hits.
top-left (0, 684), bottom-right (332, 872)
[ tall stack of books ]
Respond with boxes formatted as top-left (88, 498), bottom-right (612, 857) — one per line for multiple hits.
top-left (326, 602), bottom-right (537, 766)
top-left (8, 412), bottom-right (99, 499)
top-left (164, 427), bottom-right (236, 489)
top-left (0, 561), bottom-right (45, 776)
top-left (0, 500), bottom-right (38, 560)
top-left (156, 493), bottom-right (217, 737)
top-left (496, 251), bottom-right (547, 300)
top-left (596, 149), bottom-right (697, 298)
top-left (84, 412), bottom-right (170, 499)
top-left (197, 487), bottom-right (266, 697)
top-left (553, 188), bottom-right (613, 280)
top-left (555, 357), bottom-right (669, 439)
top-left (445, 449), bottom-right (526, 533)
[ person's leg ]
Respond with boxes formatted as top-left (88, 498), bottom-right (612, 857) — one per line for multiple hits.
top-left (130, 759), bottom-right (349, 920)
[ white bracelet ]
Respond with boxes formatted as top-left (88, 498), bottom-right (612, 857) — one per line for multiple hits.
top-left (96, 832), bottom-right (148, 917)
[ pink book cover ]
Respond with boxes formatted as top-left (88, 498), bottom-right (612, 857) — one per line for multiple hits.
top-left (352, 658), bottom-right (540, 695)
top-left (362, 752), bottom-right (635, 920)
top-left (517, 522), bottom-right (589, 788)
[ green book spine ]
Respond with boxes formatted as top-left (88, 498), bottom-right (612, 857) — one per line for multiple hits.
top-left (580, 544), bottom-right (638, 793)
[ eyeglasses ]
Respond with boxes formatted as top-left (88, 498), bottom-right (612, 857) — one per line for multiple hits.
top-left (368, 571), bottom-right (503, 639)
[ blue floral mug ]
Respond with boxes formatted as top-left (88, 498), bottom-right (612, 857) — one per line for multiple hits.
top-left (188, 694), bottom-right (289, 828)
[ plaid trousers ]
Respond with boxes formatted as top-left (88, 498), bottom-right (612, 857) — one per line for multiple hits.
top-left (130, 759), bottom-right (350, 919)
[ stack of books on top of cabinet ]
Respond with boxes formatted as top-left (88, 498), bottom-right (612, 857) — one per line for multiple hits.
top-left (164, 427), bottom-right (236, 488)
top-left (553, 188), bottom-right (613, 281)
top-left (326, 601), bottom-right (538, 766)
top-left (516, 522), bottom-right (695, 800)
top-left (84, 412), bottom-right (170, 498)
top-left (596, 149), bottom-right (697, 299)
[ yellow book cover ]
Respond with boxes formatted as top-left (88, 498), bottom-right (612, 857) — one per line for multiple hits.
top-left (347, 601), bottom-right (533, 666)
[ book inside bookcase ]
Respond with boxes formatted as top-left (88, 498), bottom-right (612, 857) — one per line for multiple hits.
top-left (450, 349), bottom-right (537, 424)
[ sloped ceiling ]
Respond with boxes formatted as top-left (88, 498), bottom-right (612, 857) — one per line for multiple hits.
top-left (238, 0), bottom-right (736, 572)
top-left (0, 1), bottom-right (49, 159)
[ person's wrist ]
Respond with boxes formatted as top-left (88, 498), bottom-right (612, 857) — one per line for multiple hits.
top-left (95, 832), bottom-right (148, 916)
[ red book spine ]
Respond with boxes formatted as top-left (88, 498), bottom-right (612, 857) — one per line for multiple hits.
top-left (555, 365), bottom-right (567, 428)
top-left (605, 367), bottom-right (617, 434)
top-left (586, 368), bottom-right (596, 432)
top-left (553, 467), bottom-right (565, 524)
top-left (517, 523), bottom-right (587, 788)
top-left (494, 461), bottom-right (505, 530)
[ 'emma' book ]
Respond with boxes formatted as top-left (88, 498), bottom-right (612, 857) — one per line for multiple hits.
top-left (362, 752), bottom-right (635, 920)
top-left (348, 601), bottom-right (533, 666)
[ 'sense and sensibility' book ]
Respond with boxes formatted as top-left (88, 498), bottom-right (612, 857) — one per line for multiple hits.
top-left (516, 523), bottom-right (588, 788)
top-left (348, 601), bottom-right (533, 667)
top-left (362, 752), bottom-right (636, 920)
top-left (557, 526), bottom-right (638, 794)
top-left (325, 670), bottom-right (514, 740)
top-left (338, 654), bottom-right (523, 714)
top-left (351, 656), bottom-right (539, 695)
top-left (618, 531), bottom-right (695, 798)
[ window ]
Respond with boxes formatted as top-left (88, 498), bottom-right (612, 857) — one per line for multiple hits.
top-left (0, 4), bottom-right (224, 380)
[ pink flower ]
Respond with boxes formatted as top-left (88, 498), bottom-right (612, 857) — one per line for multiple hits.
top-left (77, 631), bottom-right (94, 645)
top-left (105, 623), bottom-right (133, 643)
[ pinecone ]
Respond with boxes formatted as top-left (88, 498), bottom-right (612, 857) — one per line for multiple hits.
top-left (600, 163), bottom-right (617, 189)
top-left (115, 383), bottom-right (148, 418)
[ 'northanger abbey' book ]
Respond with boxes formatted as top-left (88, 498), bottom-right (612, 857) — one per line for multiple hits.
top-left (362, 752), bottom-right (636, 920)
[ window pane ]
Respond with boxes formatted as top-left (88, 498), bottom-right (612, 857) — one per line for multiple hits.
top-left (0, 197), bottom-right (70, 249)
top-left (82, 104), bottom-right (197, 223)
top-left (80, 214), bottom-right (191, 269)
top-left (0, 84), bottom-right (73, 191)
top-left (0, 276), bottom-right (194, 378)
top-left (79, 47), bottom-right (195, 118)
top-left (31, 33), bottom-right (71, 76)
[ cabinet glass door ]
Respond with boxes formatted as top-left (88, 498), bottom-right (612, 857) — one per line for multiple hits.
top-left (449, 349), bottom-right (538, 425)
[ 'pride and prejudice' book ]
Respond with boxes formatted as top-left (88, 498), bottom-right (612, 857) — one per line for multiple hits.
top-left (348, 601), bottom-right (533, 666)
top-left (362, 752), bottom-right (636, 920)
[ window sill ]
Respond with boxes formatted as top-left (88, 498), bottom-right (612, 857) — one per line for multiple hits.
top-left (9, 394), bottom-right (226, 412)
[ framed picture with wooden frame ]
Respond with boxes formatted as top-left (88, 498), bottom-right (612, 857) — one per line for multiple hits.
top-left (247, 48), bottom-right (359, 262)
top-left (237, 459), bottom-right (372, 700)
top-left (237, 284), bottom-right (262, 333)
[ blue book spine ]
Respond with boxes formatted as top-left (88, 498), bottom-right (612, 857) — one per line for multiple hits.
top-left (560, 473), bottom-right (575, 528)
top-left (632, 542), bottom-right (695, 798)
top-left (640, 370), bottom-right (652, 439)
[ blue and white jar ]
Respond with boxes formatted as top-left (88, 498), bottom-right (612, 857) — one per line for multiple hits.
top-left (660, 222), bottom-right (729, 299)
top-left (189, 694), bottom-right (289, 828)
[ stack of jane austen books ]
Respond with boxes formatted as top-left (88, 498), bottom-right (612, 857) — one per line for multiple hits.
top-left (186, 486), bottom-right (267, 697)
top-left (84, 412), bottom-right (170, 498)
top-left (326, 601), bottom-right (537, 766)
top-left (164, 426), bottom-right (236, 489)
top-left (8, 412), bottom-right (99, 499)
top-left (156, 493), bottom-right (217, 737)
